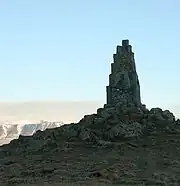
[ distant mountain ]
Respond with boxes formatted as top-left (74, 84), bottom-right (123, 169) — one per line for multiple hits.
top-left (0, 120), bottom-right (64, 145)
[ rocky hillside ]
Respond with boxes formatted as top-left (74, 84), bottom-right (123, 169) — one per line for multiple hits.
top-left (0, 40), bottom-right (179, 185)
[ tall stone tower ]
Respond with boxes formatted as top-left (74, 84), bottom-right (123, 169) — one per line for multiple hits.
top-left (106, 40), bottom-right (141, 107)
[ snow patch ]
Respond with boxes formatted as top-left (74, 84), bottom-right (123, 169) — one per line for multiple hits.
top-left (0, 120), bottom-right (64, 145)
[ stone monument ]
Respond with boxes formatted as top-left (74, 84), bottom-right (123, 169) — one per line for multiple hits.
top-left (106, 40), bottom-right (141, 107)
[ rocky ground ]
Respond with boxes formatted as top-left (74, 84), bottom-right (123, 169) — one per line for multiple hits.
top-left (0, 103), bottom-right (180, 186)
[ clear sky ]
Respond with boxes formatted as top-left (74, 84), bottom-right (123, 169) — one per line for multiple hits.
top-left (0, 0), bottom-right (180, 115)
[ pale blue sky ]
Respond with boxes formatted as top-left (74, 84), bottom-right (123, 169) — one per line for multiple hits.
top-left (0, 0), bottom-right (180, 112)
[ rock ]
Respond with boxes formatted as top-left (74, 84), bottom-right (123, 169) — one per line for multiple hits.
top-left (97, 140), bottom-right (112, 147)
top-left (79, 128), bottom-right (98, 142)
top-left (122, 107), bottom-right (144, 122)
top-left (148, 108), bottom-right (165, 121)
top-left (176, 119), bottom-right (180, 125)
top-left (54, 123), bottom-right (82, 139)
top-left (97, 108), bottom-right (112, 120)
top-left (162, 110), bottom-right (175, 122)
top-left (140, 104), bottom-right (149, 114)
top-left (108, 121), bottom-right (143, 140)
top-left (78, 114), bottom-right (95, 127)
top-left (168, 119), bottom-right (180, 133)
top-left (152, 171), bottom-right (177, 185)
top-left (150, 107), bottom-right (163, 114)
top-left (146, 121), bottom-right (156, 129)
top-left (76, 102), bottom-right (177, 142)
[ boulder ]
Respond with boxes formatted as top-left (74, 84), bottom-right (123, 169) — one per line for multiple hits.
top-left (148, 108), bottom-right (165, 121)
top-left (79, 127), bottom-right (98, 142)
top-left (108, 121), bottom-right (143, 140)
top-left (162, 110), bottom-right (175, 122)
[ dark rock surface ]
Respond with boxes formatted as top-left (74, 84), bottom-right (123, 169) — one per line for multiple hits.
top-left (0, 40), bottom-right (179, 186)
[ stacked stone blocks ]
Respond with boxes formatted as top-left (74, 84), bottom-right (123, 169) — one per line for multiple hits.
top-left (106, 40), bottom-right (141, 107)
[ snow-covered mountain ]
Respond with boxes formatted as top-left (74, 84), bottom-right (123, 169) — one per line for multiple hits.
top-left (0, 120), bottom-right (64, 145)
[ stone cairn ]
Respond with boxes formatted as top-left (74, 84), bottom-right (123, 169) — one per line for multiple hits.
top-left (75, 39), bottom-right (179, 142)
top-left (4, 39), bottom-right (180, 148)
top-left (106, 40), bottom-right (141, 107)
